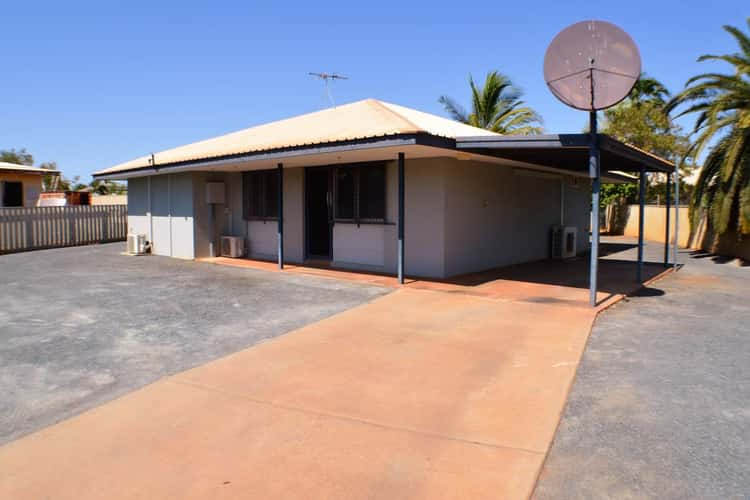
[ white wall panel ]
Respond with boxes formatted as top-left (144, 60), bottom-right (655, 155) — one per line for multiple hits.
top-left (333, 223), bottom-right (388, 268)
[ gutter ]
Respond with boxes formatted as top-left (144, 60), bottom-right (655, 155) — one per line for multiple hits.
top-left (93, 133), bottom-right (455, 180)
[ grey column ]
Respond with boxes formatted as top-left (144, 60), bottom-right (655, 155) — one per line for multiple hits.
top-left (637, 167), bottom-right (646, 282)
top-left (664, 173), bottom-right (671, 267)
top-left (278, 162), bottom-right (284, 269)
top-left (208, 203), bottom-right (215, 257)
top-left (397, 152), bottom-right (405, 284)
top-left (589, 111), bottom-right (601, 307)
top-left (673, 163), bottom-right (680, 268)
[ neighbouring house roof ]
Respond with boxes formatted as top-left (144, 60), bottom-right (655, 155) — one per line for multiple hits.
top-left (93, 99), bottom-right (501, 177)
top-left (0, 162), bottom-right (60, 175)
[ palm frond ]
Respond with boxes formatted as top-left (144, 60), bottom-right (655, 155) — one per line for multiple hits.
top-left (439, 70), bottom-right (543, 135)
top-left (672, 19), bottom-right (750, 235)
top-left (438, 96), bottom-right (469, 124)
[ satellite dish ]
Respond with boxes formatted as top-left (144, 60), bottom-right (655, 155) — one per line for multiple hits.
top-left (543, 20), bottom-right (642, 308)
top-left (544, 20), bottom-right (641, 111)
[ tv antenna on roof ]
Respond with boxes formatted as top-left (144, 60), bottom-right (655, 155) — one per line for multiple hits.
top-left (543, 20), bottom-right (641, 306)
top-left (309, 72), bottom-right (348, 107)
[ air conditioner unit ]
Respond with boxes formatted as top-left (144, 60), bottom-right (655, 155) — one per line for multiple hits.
top-left (551, 226), bottom-right (577, 260)
top-left (221, 236), bottom-right (245, 258)
top-left (127, 234), bottom-right (148, 255)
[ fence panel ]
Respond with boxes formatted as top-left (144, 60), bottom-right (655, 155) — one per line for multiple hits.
top-left (0, 205), bottom-right (127, 254)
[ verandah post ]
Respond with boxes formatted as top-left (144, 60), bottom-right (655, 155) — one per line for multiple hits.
top-left (278, 162), bottom-right (284, 269)
top-left (397, 152), bottom-right (405, 284)
top-left (637, 166), bottom-right (646, 282)
top-left (664, 173), bottom-right (671, 267)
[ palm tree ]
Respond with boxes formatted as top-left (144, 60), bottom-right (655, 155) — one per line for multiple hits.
top-left (666, 19), bottom-right (750, 235)
top-left (628, 73), bottom-right (670, 106)
top-left (439, 71), bottom-right (543, 135)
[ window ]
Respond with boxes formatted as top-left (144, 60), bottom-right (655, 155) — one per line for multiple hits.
top-left (243, 170), bottom-right (278, 220)
top-left (334, 163), bottom-right (386, 222)
top-left (335, 168), bottom-right (355, 220)
top-left (2, 182), bottom-right (23, 207)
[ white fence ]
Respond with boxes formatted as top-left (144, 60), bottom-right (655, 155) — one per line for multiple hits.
top-left (0, 205), bottom-right (127, 254)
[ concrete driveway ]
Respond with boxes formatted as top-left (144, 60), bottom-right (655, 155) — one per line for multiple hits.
top-left (0, 238), bottom-right (672, 499)
top-left (0, 243), bottom-right (388, 445)
top-left (535, 242), bottom-right (750, 499)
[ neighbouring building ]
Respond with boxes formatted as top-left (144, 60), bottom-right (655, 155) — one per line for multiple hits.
top-left (0, 162), bottom-right (57, 208)
top-left (93, 99), bottom-right (673, 279)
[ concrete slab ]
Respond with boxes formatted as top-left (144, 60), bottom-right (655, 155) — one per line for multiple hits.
top-left (0, 238), bottom-right (673, 499)
top-left (175, 288), bottom-right (596, 454)
top-left (204, 238), bottom-right (667, 309)
top-left (0, 378), bottom-right (543, 500)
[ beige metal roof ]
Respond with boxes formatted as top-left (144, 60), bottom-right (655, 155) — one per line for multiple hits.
top-left (0, 162), bottom-right (59, 175)
top-left (94, 99), bottom-right (500, 176)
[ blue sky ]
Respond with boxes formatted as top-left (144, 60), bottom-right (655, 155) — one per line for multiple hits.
top-left (1, 1), bottom-right (746, 181)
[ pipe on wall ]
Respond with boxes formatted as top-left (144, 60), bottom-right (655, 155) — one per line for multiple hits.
top-left (147, 176), bottom-right (153, 242)
top-left (168, 174), bottom-right (173, 257)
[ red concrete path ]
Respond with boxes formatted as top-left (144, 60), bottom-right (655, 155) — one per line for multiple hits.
top-left (0, 258), bottom-right (672, 499)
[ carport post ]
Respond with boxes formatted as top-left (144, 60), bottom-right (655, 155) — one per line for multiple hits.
top-left (664, 173), bottom-right (671, 267)
top-left (589, 111), bottom-right (601, 307)
top-left (673, 163), bottom-right (680, 269)
top-left (398, 152), bottom-right (405, 284)
top-left (278, 162), bottom-right (284, 269)
top-left (637, 166), bottom-right (646, 282)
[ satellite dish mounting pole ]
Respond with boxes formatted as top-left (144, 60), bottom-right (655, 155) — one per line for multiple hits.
top-left (588, 62), bottom-right (601, 307)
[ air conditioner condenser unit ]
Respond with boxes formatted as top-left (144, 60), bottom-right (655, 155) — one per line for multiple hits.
top-left (221, 236), bottom-right (245, 258)
top-left (127, 234), bottom-right (148, 255)
top-left (551, 226), bottom-right (577, 260)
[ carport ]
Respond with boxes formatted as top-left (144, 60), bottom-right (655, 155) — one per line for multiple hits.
top-left (457, 133), bottom-right (679, 306)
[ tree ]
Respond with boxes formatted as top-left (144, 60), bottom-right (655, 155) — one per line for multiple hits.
top-left (628, 73), bottom-right (670, 106)
top-left (0, 148), bottom-right (34, 166)
top-left (439, 71), bottom-right (543, 134)
top-left (89, 179), bottom-right (127, 195)
top-left (666, 19), bottom-right (750, 236)
top-left (596, 74), bottom-right (693, 232)
top-left (69, 176), bottom-right (88, 192)
top-left (601, 74), bottom-right (691, 164)
top-left (39, 161), bottom-right (61, 191)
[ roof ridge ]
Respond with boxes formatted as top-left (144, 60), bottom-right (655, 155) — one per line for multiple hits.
top-left (366, 99), bottom-right (423, 133)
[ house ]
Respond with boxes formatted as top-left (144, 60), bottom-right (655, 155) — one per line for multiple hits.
top-left (93, 99), bottom-right (673, 281)
top-left (0, 163), bottom-right (57, 208)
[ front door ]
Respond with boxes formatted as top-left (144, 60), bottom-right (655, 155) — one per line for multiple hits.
top-left (305, 167), bottom-right (332, 259)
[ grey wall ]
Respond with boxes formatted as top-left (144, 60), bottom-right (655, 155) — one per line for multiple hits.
top-left (243, 167), bottom-right (304, 263)
top-left (192, 171), bottom-right (231, 259)
top-left (127, 158), bottom-right (591, 277)
top-left (403, 158), bottom-right (446, 278)
top-left (332, 158), bottom-right (447, 279)
top-left (150, 175), bottom-right (171, 256)
top-left (127, 177), bottom-right (150, 239)
top-left (443, 159), bottom-right (591, 276)
top-left (168, 173), bottom-right (195, 259)
top-left (562, 176), bottom-right (592, 255)
top-left (127, 173), bottom-right (195, 259)
top-left (282, 167), bottom-right (304, 263)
